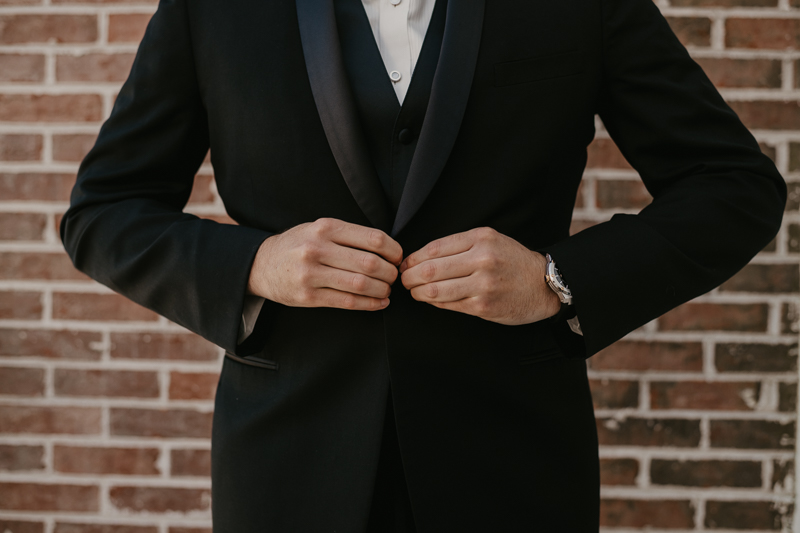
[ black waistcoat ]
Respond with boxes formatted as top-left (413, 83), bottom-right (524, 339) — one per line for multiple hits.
top-left (334, 0), bottom-right (447, 214)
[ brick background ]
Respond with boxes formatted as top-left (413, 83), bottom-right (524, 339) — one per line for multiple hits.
top-left (0, 0), bottom-right (797, 532)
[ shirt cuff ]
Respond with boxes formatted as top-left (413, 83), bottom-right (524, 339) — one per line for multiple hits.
top-left (238, 295), bottom-right (266, 344)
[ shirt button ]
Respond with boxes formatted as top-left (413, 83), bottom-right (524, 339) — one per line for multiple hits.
top-left (390, 0), bottom-right (401, 5)
top-left (389, 70), bottom-right (402, 83)
top-left (398, 128), bottom-right (414, 144)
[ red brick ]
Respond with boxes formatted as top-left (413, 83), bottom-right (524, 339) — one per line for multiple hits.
top-left (651, 459), bottom-right (761, 487)
top-left (53, 292), bottom-right (158, 321)
top-left (589, 379), bottom-right (638, 409)
top-left (651, 381), bottom-right (761, 411)
top-left (785, 180), bottom-right (799, 210)
top-left (187, 174), bottom-right (216, 205)
top-left (715, 343), bottom-right (798, 373)
top-left (658, 302), bottom-right (769, 332)
top-left (108, 14), bottom-right (151, 43)
top-left (760, 142), bottom-right (777, 162)
top-left (672, 0), bottom-right (776, 5)
top-left (0, 520), bottom-right (43, 533)
top-left (111, 332), bottom-right (218, 361)
top-left (0, 252), bottom-right (85, 281)
top-left (586, 138), bottom-right (631, 169)
top-left (110, 408), bottom-right (212, 439)
top-left (0, 173), bottom-right (76, 201)
top-left (788, 223), bottom-right (799, 253)
top-left (0, 405), bottom-right (101, 434)
top-left (0, 213), bottom-right (46, 241)
top-left (667, 17), bottom-right (711, 47)
top-left (54, 445), bottom-right (159, 475)
top-left (595, 180), bottom-right (651, 209)
top-left (0, 94), bottom-right (103, 122)
top-left (721, 263), bottom-right (799, 293)
top-left (696, 57), bottom-right (781, 88)
top-left (0, 329), bottom-right (101, 359)
top-left (705, 500), bottom-right (788, 530)
top-left (569, 217), bottom-right (600, 236)
top-left (169, 371), bottom-right (218, 400)
top-left (171, 448), bottom-right (210, 477)
top-left (0, 291), bottom-right (42, 320)
top-left (0, 366), bottom-right (44, 396)
top-left (0, 444), bottom-right (44, 471)
top-left (0, 15), bottom-right (97, 44)
top-left (795, 56), bottom-right (800, 87)
top-left (710, 419), bottom-right (795, 449)
top-left (0, 482), bottom-right (98, 511)
top-left (0, 134), bottom-right (42, 161)
top-left (772, 459), bottom-right (794, 491)
top-left (597, 417), bottom-right (701, 447)
top-left (726, 18), bottom-right (800, 49)
top-left (55, 525), bottom-right (157, 533)
top-left (779, 382), bottom-right (797, 412)
top-left (782, 302), bottom-right (798, 335)
top-left (55, 369), bottom-right (159, 398)
top-left (52, 134), bottom-right (96, 162)
top-left (600, 458), bottom-right (638, 486)
top-left (0, 54), bottom-right (45, 82)
top-left (590, 341), bottom-right (703, 371)
top-left (109, 486), bottom-right (210, 513)
top-left (600, 499), bottom-right (695, 528)
top-left (728, 100), bottom-right (800, 130)
top-left (57, 53), bottom-right (135, 82)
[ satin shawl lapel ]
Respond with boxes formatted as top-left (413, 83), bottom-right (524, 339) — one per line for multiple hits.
top-left (391, 0), bottom-right (485, 237)
top-left (295, 0), bottom-right (392, 232)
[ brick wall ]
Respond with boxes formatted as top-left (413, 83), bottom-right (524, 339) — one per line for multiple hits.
top-left (0, 0), bottom-right (797, 531)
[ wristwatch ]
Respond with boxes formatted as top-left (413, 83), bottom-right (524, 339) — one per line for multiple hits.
top-left (544, 253), bottom-right (576, 321)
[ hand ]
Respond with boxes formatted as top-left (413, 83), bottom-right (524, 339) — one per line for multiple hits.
top-left (248, 218), bottom-right (403, 311)
top-left (400, 227), bottom-right (560, 325)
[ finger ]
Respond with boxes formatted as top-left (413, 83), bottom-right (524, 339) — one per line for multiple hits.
top-left (409, 276), bottom-right (475, 303)
top-left (400, 231), bottom-right (477, 273)
top-left (319, 244), bottom-right (399, 285)
top-left (313, 218), bottom-right (403, 265)
top-left (317, 265), bottom-right (393, 299)
top-left (310, 288), bottom-right (390, 311)
top-left (401, 253), bottom-right (474, 289)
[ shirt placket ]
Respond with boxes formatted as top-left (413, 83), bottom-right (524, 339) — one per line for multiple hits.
top-left (378, 0), bottom-right (412, 104)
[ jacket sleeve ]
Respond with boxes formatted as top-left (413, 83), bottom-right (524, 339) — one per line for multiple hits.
top-left (545, 0), bottom-right (786, 356)
top-left (60, 0), bottom-right (272, 355)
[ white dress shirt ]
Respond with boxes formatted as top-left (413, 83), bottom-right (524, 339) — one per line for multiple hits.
top-left (240, 0), bottom-right (581, 341)
top-left (360, 0), bottom-right (436, 104)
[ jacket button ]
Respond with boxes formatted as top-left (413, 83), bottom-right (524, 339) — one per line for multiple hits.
top-left (398, 128), bottom-right (414, 144)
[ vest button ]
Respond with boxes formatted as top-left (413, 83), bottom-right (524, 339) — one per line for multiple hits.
top-left (398, 128), bottom-right (414, 145)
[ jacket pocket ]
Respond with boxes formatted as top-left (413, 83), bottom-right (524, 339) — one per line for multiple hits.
top-left (224, 351), bottom-right (279, 370)
top-left (494, 50), bottom-right (583, 87)
top-left (519, 346), bottom-right (564, 366)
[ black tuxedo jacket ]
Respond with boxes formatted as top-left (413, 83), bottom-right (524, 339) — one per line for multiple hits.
top-left (61, 0), bottom-right (786, 531)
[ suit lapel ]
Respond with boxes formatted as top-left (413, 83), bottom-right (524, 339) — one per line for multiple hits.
top-left (295, 0), bottom-right (392, 232)
top-left (391, 0), bottom-right (485, 237)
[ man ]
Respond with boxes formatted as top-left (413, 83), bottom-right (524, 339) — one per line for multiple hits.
top-left (61, 0), bottom-right (786, 530)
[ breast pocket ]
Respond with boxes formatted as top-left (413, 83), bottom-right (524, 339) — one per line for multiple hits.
top-left (494, 50), bottom-right (584, 87)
